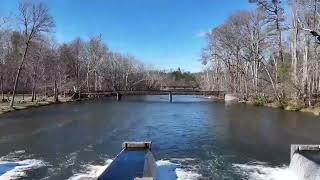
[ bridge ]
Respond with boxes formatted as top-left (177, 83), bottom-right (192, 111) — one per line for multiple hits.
top-left (81, 90), bottom-right (225, 103)
top-left (160, 85), bottom-right (200, 90)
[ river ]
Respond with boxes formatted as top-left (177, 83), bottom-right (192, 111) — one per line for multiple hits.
top-left (0, 96), bottom-right (319, 180)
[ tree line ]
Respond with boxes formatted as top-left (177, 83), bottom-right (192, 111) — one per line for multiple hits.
top-left (0, 1), bottom-right (168, 107)
top-left (200, 0), bottom-right (320, 106)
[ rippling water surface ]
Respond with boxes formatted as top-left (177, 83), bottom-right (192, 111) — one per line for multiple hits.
top-left (0, 96), bottom-right (319, 179)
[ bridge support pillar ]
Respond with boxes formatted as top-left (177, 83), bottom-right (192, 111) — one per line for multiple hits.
top-left (169, 92), bottom-right (172, 103)
top-left (116, 93), bottom-right (122, 101)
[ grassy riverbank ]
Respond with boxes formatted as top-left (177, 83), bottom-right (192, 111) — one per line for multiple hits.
top-left (246, 99), bottom-right (320, 116)
top-left (217, 94), bottom-right (320, 116)
top-left (0, 95), bottom-right (74, 115)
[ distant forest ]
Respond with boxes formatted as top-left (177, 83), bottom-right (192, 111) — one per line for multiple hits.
top-left (2, 0), bottom-right (320, 108)
top-left (199, 0), bottom-right (320, 107)
top-left (0, 1), bottom-right (198, 107)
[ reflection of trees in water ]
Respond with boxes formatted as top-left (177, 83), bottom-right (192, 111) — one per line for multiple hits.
top-left (221, 104), bottom-right (320, 164)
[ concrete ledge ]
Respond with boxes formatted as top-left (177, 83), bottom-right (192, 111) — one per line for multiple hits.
top-left (290, 144), bottom-right (320, 180)
top-left (122, 141), bottom-right (152, 150)
top-left (224, 94), bottom-right (239, 103)
top-left (291, 144), bottom-right (320, 160)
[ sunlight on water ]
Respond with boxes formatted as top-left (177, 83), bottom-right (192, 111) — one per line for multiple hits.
top-left (233, 162), bottom-right (298, 180)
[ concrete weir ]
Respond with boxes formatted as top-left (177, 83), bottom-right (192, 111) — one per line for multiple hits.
top-left (224, 94), bottom-right (239, 103)
top-left (98, 142), bottom-right (156, 180)
top-left (290, 144), bottom-right (320, 180)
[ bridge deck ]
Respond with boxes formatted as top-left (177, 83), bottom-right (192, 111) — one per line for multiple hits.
top-left (83, 90), bottom-right (224, 96)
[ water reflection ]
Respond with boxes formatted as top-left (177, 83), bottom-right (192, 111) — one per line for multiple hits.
top-left (0, 96), bottom-right (319, 179)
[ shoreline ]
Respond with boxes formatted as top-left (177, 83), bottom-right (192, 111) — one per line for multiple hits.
top-left (243, 100), bottom-right (320, 116)
top-left (207, 95), bottom-right (320, 116)
top-left (2, 95), bottom-right (319, 116)
top-left (0, 96), bottom-right (93, 116)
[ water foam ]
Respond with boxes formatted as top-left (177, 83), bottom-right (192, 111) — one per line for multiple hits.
top-left (0, 150), bottom-right (26, 161)
top-left (69, 159), bottom-right (201, 180)
top-left (68, 159), bottom-right (113, 180)
top-left (156, 160), bottom-right (201, 180)
top-left (233, 162), bottom-right (298, 180)
top-left (0, 159), bottom-right (46, 179)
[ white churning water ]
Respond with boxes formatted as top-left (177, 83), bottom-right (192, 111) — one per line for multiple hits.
top-left (233, 162), bottom-right (298, 180)
top-left (0, 159), bottom-right (46, 179)
top-left (69, 159), bottom-right (202, 180)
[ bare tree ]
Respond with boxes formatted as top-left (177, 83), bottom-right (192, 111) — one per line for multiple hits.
top-left (9, 2), bottom-right (54, 107)
top-left (0, 17), bottom-right (8, 101)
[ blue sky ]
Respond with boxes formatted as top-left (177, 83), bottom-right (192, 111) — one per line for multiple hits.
top-left (0, 0), bottom-right (255, 72)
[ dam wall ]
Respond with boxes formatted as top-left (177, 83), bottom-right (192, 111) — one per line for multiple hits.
top-left (290, 145), bottom-right (320, 180)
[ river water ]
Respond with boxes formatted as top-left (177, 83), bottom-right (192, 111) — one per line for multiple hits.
top-left (0, 96), bottom-right (319, 180)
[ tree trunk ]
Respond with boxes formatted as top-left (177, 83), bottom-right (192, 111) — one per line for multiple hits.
top-left (302, 35), bottom-right (309, 95)
top-left (313, 0), bottom-right (319, 93)
top-left (9, 41), bottom-right (30, 108)
top-left (23, 82), bottom-right (27, 101)
top-left (31, 76), bottom-right (36, 102)
top-left (254, 60), bottom-right (258, 93)
top-left (244, 75), bottom-right (248, 99)
top-left (308, 79), bottom-right (312, 107)
top-left (263, 63), bottom-right (280, 101)
top-left (273, 56), bottom-right (278, 83)
top-left (1, 75), bottom-right (4, 101)
top-left (34, 87), bottom-right (37, 101)
top-left (44, 82), bottom-right (47, 98)
top-left (94, 71), bottom-right (97, 92)
top-left (54, 80), bottom-right (58, 102)
top-left (125, 73), bottom-right (128, 91)
top-left (86, 69), bottom-right (90, 93)
top-left (291, 7), bottom-right (298, 88)
top-left (276, 6), bottom-right (284, 64)
top-left (31, 88), bottom-right (34, 102)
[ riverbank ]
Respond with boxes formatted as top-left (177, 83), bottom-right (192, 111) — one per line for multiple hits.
top-left (0, 95), bottom-right (78, 115)
top-left (208, 94), bottom-right (320, 116)
top-left (3, 94), bottom-right (320, 116)
top-left (244, 99), bottom-right (320, 116)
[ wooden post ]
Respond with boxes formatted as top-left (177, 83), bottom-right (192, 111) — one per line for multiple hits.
top-left (169, 92), bottom-right (172, 103)
top-left (116, 93), bottom-right (122, 101)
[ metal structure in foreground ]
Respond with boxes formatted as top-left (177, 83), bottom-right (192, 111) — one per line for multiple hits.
top-left (290, 144), bottom-right (320, 180)
top-left (98, 142), bottom-right (156, 180)
top-left (291, 144), bottom-right (320, 160)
